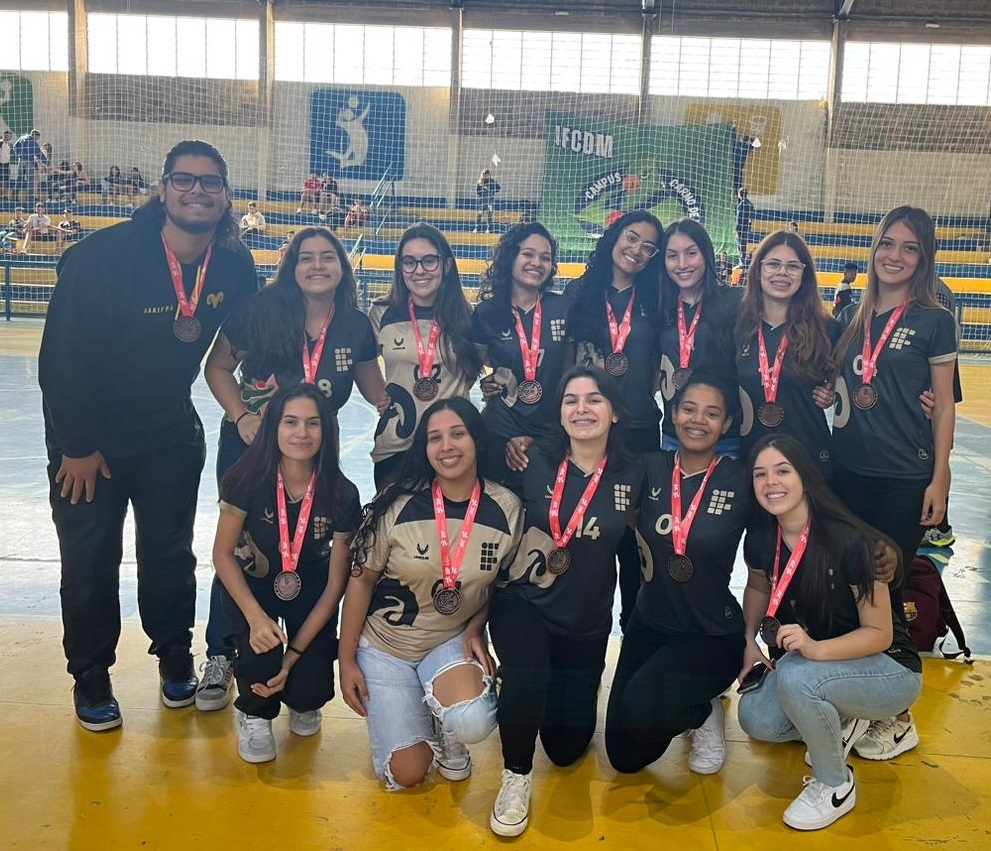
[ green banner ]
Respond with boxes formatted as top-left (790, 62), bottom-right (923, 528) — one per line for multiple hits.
top-left (0, 74), bottom-right (34, 137)
top-left (542, 112), bottom-right (737, 258)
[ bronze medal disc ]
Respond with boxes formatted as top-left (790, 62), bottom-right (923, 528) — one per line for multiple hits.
top-left (174, 315), bottom-right (202, 343)
top-left (757, 401), bottom-right (785, 428)
top-left (547, 546), bottom-right (572, 575)
top-left (413, 377), bottom-right (439, 402)
top-left (759, 615), bottom-right (781, 647)
top-left (350, 563), bottom-right (364, 578)
top-left (517, 379), bottom-right (543, 405)
top-left (672, 367), bottom-right (692, 390)
top-left (433, 586), bottom-right (463, 616)
top-left (667, 553), bottom-right (694, 582)
top-left (604, 352), bottom-right (629, 377)
top-left (853, 383), bottom-right (878, 410)
top-left (273, 570), bottom-right (302, 601)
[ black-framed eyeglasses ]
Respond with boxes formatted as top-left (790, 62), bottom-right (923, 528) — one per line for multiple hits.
top-left (164, 172), bottom-right (227, 194)
top-left (620, 228), bottom-right (660, 258)
top-left (760, 259), bottom-right (806, 277)
top-left (400, 254), bottom-right (442, 273)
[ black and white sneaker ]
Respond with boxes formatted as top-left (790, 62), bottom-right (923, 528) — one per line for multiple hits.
top-left (783, 765), bottom-right (856, 831)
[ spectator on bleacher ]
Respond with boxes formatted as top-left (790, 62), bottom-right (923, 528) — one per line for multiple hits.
top-left (473, 169), bottom-right (501, 233)
top-left (7, 205), bottom-right (27, 239)
top-left (239, 202), bottom-right (267, 238)
top-left (833, 261), bottom-right (858, 317)
top-left (716, 251), bottom-right (732, 284)
top-left (735, 187), bottom-right (755, 274)
top-left (0, 130), bottom-right (12, 200)
top-left (278, 230), bottom-right (294, 264)
top-left (787, 220), bottom-right (800, 233)
top-left (12, 129), bottom-right (47, 205)
top-left (65, 161), bottom-right (90, 204)
top-left (50, 159), bottom-right (75, 205)
top-left (126, 167), bottom-right (149, 199)
top-left (38, 139), bottom-right (258, 734)
top-left (36, 143), bottom-right (56, 201)
top-left (343, 198), bottom-right (370, 231)
top-left (318, 172), bottom-right (340, 216)
top-left (21, 201), bottom-right (58, 254)
top-left (101, 165), bottom-right (126, 204)
top-left (57, 207), bottom-right (82, 253)
top-left (296, 171), bottom-right (322, 215)
top-left (369, 223), bottom-right (482, 491)
top-left (831, 206), bottom-right (957, 762)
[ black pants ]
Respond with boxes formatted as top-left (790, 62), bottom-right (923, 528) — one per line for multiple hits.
top-left (373, 453), bottom-right (404, 494)
top-left (489, 592), bottom-right (608, 774)
top-left (605, 612), bottom-right (743, 773)
top-left (47, 437), bottom-right (205, 676)
top-left (617, 425), bottom-right (660, 631)
top-left (481, 427), bottom-right (524, 497)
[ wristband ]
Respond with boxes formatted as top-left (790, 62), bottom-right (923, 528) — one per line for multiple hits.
top-left (235, 411), bottom-right (251, 426)
top-left (287, 644), bottom-right (304, 655)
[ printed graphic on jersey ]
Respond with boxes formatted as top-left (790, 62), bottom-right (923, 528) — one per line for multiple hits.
top-left (707, 489), bottom-right (734, 515)
top-left (313, 515), bottom-right (329, 539)
top-left (480, 541), bottom-right (500, 572)
top-left (370, 576), bottom-right (419, 626)
top-left (335, 347), bottom-right (354, 371)
top-left (889, 327), bottom-right (916, 350)
top-left (614, 483), bottom-right (632, 512)
top-left (413, 542), bottom-right (430, 560)
top-left (550, 318), bottom-right (567, 342)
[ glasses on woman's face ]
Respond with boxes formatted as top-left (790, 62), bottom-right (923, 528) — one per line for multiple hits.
top-left (400, 254), bottom-right (442, 273)
top-left (620, 228), bottom-right (660, 258)
top-left (760, 259), bottom-right (805, 277)
top-left (165, 172), bottom-right (227, 194)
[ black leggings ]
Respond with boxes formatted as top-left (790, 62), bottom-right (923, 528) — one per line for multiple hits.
top-left (489, 592), bottom-right (608, 775)
top-left (617, 425), bottom-right (660, 631)
top-left (605, 612), bottom-right (743, 773)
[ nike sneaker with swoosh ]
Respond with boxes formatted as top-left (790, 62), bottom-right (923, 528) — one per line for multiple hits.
top-left (783, 765), bottom-right (856, 830)
top-left (853, 713), bottom-right (919, 760)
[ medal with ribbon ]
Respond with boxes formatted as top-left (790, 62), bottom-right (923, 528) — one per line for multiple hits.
top-left (408, 298), bottom-right (442, 401)
top-left (513, 299), bottom-right (543, 405)
top-left (546, 454), bottom-right (609, 575)
top-left (667, 453), bottom-right (721, 582)
top-left (273, 467), bottom-right (317, 601)
top-left (431, 479), bottom-right (482, 615)
top-left (854, 300), bottom-right (910, 410)
top-left (303, 305), bottom-right (336, 384)
top-left (162, 235), bottom-right (212, 343)
top-left (604, 289), bottom-right (635, 377)
top-left (756, 324), bottom-right (789, 428)
top-left (758, 522), bottom-right (810, 646)
top-left (673, 295), bottom-right (702, 389)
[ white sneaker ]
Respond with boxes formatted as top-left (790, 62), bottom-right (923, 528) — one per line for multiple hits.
top-left (783, 765), bottom-right (856, 830)
top-left (289, 708), bottom-right (322, 737)
top-left (689, 698), bottom-right (726, 774)
top-left (436, 729), bottom-right (472, 781)
top-left (236, 710), bottom-right (276, 764)
top-left (195, 656), bottom-right (234, 711)
top-left (490, 769), bottom-right (532, 837)
top-left (853, 714), bottom-right (919, 760)
top-left (804, 716), bottom-right (871, 766)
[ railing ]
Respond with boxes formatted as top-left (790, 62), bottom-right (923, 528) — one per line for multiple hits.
top-left (370, 164), bottom-right (396, 237)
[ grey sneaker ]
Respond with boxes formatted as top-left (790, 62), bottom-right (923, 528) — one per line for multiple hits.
top-left (289, 709), bottom-right (322, 737)
top-left (236, 710), bottom-right (276, 763)
top-left (195, 656), bottom-right (234, 711)
top-left (436, 728), bottom-right (472, 781)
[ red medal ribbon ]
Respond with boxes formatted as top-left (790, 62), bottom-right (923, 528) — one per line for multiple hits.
top-left (605, 288), bottom-right (636, 355)
top-left (670, 454), bottom-right (721, 557)
top-left (276, 467), bottom-right (317, 576)
top-left (431, 479), bottom-right (483, 590)
top-left (766, 522), bottom-right (811, 619)
top-left (677, 295), bottom-right (703, 370)
top-left (408, 297), bottom-right (442, 383)
top-left (757, 324), bottom-right (790, 405)
top-left (303, 305), bottom-right (336, 384)
top-left (548, 454), bottom-right (609, 549)
top-left (161, 235), bottom-right (213, 320)
top-left (512, 299), bottom-right (542, 382)
top-left (860, 300), bottom-right (910, 385)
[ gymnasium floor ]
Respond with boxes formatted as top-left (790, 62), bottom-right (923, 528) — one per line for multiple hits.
top-left (1, 320), bottom-right (989, 849)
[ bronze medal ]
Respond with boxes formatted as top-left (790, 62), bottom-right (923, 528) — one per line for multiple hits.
top-left (853, 383), bottom-right (878, 410)
top-left (667, 553), bottom-right (694, 582)
top-left (433, 586), bottom-right (463, 616)
top-left (672, 367), bottom-right (692, 390)
top-left (757, 401), bottom-right (785, 428)
top-left (173, 315), bottom-right (202, 343)
top-left (604, 351), bottom-right (629, 377)
top-left (413, 377), bottom-right (439, 402)
top-left (547, 546), bottom-right (572, 575)
top-left (517, 379), bottom-right (543, 405)
top-left (350, 563), bottom-right (363, 578)
top-left (273, 570), bottom-right (302, 601)
top-left (759, 615), bottom-right (781, 647)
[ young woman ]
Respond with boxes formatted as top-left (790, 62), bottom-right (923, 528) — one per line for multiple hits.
top-left (735, 231), bottom-right (839, 477)
top-left (605, 370), bottom-right (749, 777)
top-left (102, 165), bottom-right (125, 203)
top-left (566, 211), bottom-right (663, 630)
top-left (369, 223), bottom-right (482, 491)
top-left (738, 434), bottom-right (922, 831)
top-left (203, 227), bottom-right (387, 710)
top-left (212, 384), bottom-right (362, 764)
top-left (830, 206), bottom-right (956, 759)
top-left (339, 398), bottom-right (523, 789)
top-left (474, 169), bottom-right (501, 233)
top-left (658, 218), bottom-right (741, 455)
top-left (488, 366), bottom-right (643, 837)
top-left (473, 222), bottom-right (572, 493)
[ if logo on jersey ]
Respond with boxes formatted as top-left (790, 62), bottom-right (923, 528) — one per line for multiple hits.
top-left (500, 328), bottom-right (513, 340)
top-left (648, 486), bottom-right (663, 502)
top-left (414, 543), bottom-right (430, 560)
top-left (335, 347), bottom-right (353, 371)
top-left (614, 483), bottom-right (632, 512)
top-left (392, 337), bottom-right (405, 350)
top-left (206, 292), bottom-right (225, 309)
top-left (262, 509), bottom-right (275, 525)
top-left (889, 327), bottom-right (916, 350)
top-left (480, 541), bottom-right (500, 571)
top-left (544, 485), bottom-right (554, 500)
top-left (707, 490), bottom-right (734, 515)
top-left (550, 319), bottom-right (566, 342)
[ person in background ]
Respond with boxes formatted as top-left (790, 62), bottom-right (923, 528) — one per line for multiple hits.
top-left (344, 198), bottom-right (370, 230)
top-left (787, 220), bottom-right (800, 234)
top-left (12, 129), bottom-right (47, 205)
top-left (833, 262), bottom-right (858, 317)
top-left (57, 207), bottom-right (82, 253)
top-left (474, 169), bottom-right (501, 233)
top-left (279, 230), bottom-right (295, 264)
top-left (0, 129), bottom-right (13, 201)
top-left (735, 187), bottom-right (756, 276)
top-left (297, 171), bottom-right (322, 215)
top-left (21, 201), bottom-right (56, 254)
top-left (127, 167), bottom-right (149, 199)
top-left (102, 165), bottom-right (126, 204)
top-left (239, 202), bottom-right (267, 239)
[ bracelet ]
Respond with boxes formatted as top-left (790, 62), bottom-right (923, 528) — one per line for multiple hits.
top-left (286, 644), bottom-right (304, 655)
top-left (234, 411), bottom-right (251, 426)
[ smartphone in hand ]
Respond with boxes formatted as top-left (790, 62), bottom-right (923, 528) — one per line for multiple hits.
top-left (737, 662), bottom-right (770, 694)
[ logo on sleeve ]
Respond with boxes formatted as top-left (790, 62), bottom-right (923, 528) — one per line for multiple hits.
top-left (707, 490), bottom-right (734, 515)
top-left (614, 483), bottom-right (632, 512)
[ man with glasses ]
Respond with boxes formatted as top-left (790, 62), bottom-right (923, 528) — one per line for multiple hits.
top-left (39, 140), bottom-right (258, 732)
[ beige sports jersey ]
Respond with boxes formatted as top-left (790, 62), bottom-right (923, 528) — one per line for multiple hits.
top-left (360, 480), bottom-right (523, 661)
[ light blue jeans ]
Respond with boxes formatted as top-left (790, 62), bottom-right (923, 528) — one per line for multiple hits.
top-left (738, 651), bottom-right (922, 786)
top-left (356, 630), bottom-right (497, 789)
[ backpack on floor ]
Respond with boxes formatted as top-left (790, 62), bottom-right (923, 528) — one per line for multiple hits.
top-left (903, 554), bottom-right (972, 663)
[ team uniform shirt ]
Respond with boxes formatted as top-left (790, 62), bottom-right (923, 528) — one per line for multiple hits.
top-left (634, 452), bottom-right (751, 636)
top-left (833, 302), bottom-right (957, 479)
top-left (736, 318), bottom-right (841, 473)
top-left (497, 449), bottom-right (644, 639)
top-left (744, 519), bottom-right (922, 673)
top-left (39, 217), bottom-right (257, 458)
top-left (359, 481), bottom-right (523, 662)
top-left (572, 286), bottom-right (661, 433)
top-left (369, 300), bottom-right (476, 462)
top-left (658, 286), bottom-right (741, 442)
top-left (472, 291), bottom-right (572, 444)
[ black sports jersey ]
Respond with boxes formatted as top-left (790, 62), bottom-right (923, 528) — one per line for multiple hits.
top-left (473, 291), bottom-right (572, 443)
top-left (634, 452), bottom-right (750, 636)
top-left (736, 318), bottom-right (840, 474)
top-left (571, 286), bottom-right (661, 432)
top-left (498, 448), bottom-right (644, 639)
top-left (360, 481), bottom-right (523, 661)
top-left (744, 519), bottom-right (921, 673)
top-left (224, 303), bottom-right (377, 418)
top-left (833, 302), bottom-right (956, 479)
top-left (369, 300), bottom-right (475, 462)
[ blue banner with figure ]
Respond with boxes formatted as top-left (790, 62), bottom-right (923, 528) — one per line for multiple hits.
top-left (309, 90), bottom-right (406, 182)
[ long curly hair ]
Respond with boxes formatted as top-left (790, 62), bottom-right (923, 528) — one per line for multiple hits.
top-left (477, 221), bottom-right (559, 325)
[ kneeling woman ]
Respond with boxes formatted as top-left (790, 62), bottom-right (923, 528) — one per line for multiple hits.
top-left (605, 370), bottom-right (749, 777)
top-left (488, 366), bottom-right (643, 837)
top-left (212, 384), bottom-right (362, 764)
top-left (738, 434), bottom-right (922, 831)
top-left (339, 398), bottom-right (523, 789)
